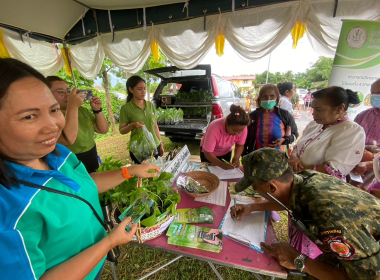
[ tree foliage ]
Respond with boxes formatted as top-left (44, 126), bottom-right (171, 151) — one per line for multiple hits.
top-left (113, 82), bottom-right (126, 93)
top-left (133, 51), bottom-right (171, 99)
top-left (56, 67), bottom-right (94, 88)
top-left (96, 57), bottom-right (127, 134)
top-left (251, 56), bottom-right (333, 89)
top-left (134, 51), bottom-right (171, 84)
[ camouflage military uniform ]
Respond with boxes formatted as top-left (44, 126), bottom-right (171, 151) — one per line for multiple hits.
top-left (236, 148), bottom-right (380, 279)
top-left (291, 170), bottom-right (380, 279)
top-left (291, 92), bottom-right (300, 109)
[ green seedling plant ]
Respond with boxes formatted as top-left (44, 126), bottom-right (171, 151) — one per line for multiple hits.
top-left (98, 156), bottom-right (180, 227)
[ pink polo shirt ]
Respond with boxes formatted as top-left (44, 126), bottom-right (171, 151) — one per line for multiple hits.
top-left (201, 118), bottom-right (247, 156)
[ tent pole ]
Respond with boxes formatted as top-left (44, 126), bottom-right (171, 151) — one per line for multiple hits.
top-left (265, 53), bottom-right (271, 84)
top-left (63, 42), bottom-right (77, 88)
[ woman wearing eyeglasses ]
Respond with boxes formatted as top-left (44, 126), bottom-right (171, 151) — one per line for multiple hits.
top-left (46, 76), bottom-right (109, 173)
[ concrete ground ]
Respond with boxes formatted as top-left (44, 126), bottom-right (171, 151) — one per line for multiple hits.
top-left (293, 108), bottom-right (314, 134)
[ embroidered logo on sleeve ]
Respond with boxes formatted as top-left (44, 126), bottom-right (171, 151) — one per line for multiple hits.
top-left (324, 237), bottom-right (356, 259)
top-left (319, 227), bottom-right (356, 260)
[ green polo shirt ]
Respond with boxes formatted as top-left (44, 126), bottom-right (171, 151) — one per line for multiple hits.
top-left (120, 100), bottom-right (160, 147)
top-left (13, 145), bottom-right (106, 279)
top-left (67, 107), bottom-right (96, 154)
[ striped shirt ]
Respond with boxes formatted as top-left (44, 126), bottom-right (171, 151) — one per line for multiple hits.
top-left (354, 107), bottom-right (380, 145)
top-left (255, 111), bottom-right (285, 151)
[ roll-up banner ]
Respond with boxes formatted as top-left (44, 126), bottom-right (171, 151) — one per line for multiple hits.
top-left (328, 20), bottom-right (380, 119)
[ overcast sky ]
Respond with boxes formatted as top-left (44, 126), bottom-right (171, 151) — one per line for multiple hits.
top-left (97, 34), bottom-right (323, 87)
top-left (201, 34), bottom-right (322, 77)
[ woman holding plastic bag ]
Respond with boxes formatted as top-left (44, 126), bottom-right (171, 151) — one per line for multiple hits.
top-left (119, 76), bottom-right (164, 164)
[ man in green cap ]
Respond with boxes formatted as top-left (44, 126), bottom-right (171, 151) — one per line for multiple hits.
top-left (231, 148), bottom-right (380, 280)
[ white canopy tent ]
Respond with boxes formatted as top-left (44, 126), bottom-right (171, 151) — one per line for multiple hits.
top-left (0, 0), bottom-right (379, 79)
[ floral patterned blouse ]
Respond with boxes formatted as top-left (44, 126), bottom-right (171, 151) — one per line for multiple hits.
top-left (293, 114), bottom-right (366, 181)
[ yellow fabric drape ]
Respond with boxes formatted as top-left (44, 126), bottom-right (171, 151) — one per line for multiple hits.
top-left (291, 21), bottom-right (307, 49)
top-left (150, 39), bottom-right (160, 62)
top-left (61, 48), bottom-right (72, 76)
top-left (0, 30), bottom-right (10, 58)
top-left (215, 34), bottom-right (225, 57)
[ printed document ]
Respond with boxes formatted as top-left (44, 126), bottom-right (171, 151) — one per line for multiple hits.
top-left (195, 181), bottom-right (228, 206)
top-left (207, 166), bottom-right (244, 180)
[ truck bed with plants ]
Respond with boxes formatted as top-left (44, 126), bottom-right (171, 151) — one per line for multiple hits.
top-left (155, 87), bottom-right (213, 140)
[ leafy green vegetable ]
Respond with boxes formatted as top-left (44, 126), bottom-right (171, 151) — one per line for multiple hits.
top-left (129, 127), bottom-right (158, 163)
top-left (175, 90), bottom-right (212, 103)
top-left (98, 157), bottom-right (179, 228)
top-left (141, 214), bottom-right (158, 227)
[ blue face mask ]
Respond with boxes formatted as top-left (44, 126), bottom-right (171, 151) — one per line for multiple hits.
top-left (370, 95), bottom-right (380, 108)
top-left (260, 100), bottom-right (277, 110)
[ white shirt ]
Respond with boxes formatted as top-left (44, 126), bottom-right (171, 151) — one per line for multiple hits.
top-left (294, 117), bottom-right (365, 180)
top-left (279, 96), bottom-right (294, 115)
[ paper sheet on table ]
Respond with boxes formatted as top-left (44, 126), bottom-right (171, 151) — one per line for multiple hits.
top-left (182, 162), bottom-right (202, 173)
top-left (206, 166), bottom-right (244, 180)
top-left (194, 181), bottom-right (227, 206)
top-left (219, 200), bottom-right (267, 252)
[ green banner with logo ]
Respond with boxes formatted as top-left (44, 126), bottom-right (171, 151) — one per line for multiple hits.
top-left (328, 20), bottom-right (380, 118)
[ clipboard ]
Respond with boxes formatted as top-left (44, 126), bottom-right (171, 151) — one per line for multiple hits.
top-left (218, 200), bottom-right (269, 253)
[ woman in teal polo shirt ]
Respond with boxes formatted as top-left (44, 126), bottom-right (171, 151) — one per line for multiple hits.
top-left (0, 58), bottom-right (160, 280)
top-left (119, 76), bottom-right (164, 163)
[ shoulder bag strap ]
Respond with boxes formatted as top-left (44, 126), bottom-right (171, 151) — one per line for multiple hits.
top-left (17, 179), bottom-right (107, 232)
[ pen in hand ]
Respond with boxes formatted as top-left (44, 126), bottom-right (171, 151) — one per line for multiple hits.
top-left (222, 158), bottom-right (236, 168)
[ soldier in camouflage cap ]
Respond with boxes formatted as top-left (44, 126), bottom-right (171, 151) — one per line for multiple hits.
top-left (235, 147), bottom-right (289, 192)
top-left (231, 148), bottom-right (380, 279)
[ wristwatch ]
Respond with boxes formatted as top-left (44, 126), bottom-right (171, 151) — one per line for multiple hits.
top-left (92, 108), bottom-right (102, 114)
top-left (294, 254), bottom-right (307, 272)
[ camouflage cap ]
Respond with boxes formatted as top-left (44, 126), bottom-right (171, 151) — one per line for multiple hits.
top-left (235, 148), bottom-right (289, 192)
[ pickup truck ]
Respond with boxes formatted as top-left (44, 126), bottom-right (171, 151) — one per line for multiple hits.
top-left (146, 65), bottom-right (247, 141)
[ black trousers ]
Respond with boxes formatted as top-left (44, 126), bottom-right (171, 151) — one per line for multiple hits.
top-left (130, 145), bottom-right (161, 164)
top-left (200, 147), bottom-right (232, 163)
top-left (75, 144), bottom-right (99, 173)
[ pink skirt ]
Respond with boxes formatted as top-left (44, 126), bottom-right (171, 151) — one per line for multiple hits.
top-left (288, 217), bottom-right (323, 259)
top-left (368, 179), bottom-right (380, 194)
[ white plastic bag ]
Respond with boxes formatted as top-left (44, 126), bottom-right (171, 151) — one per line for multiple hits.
top-left (129, 126), bottom-right (158, 163)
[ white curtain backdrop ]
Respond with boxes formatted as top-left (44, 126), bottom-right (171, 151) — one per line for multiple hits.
top-left (1, 0), bottom-right (379, 79)
top-left (1, 28), bottom-right (64, 76)
top-left (70, 36), bottom-right (105, 79)
top-left (102, 28), bottom-right (152, 72)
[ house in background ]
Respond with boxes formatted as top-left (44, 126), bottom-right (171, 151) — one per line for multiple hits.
top-left (222, 75), bottom-right (256, 92)
top-left (94, 86), bottom-right (105, 92)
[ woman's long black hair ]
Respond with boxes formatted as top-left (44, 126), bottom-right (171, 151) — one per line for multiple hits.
top-left (0, 58), bottom-right (65, 189)
top-left (277, 82), bottom-right (294, 96)
top-left (126, 76), bottom-right (146, 103)
top-left (312, 86), bottom-right (360, 111)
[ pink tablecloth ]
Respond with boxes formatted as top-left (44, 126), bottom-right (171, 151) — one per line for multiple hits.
top-left (137, 180), bottom-right (287, 279)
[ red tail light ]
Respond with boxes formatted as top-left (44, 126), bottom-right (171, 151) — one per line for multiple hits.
top-left (212, 104), bottom-right (223, 120)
